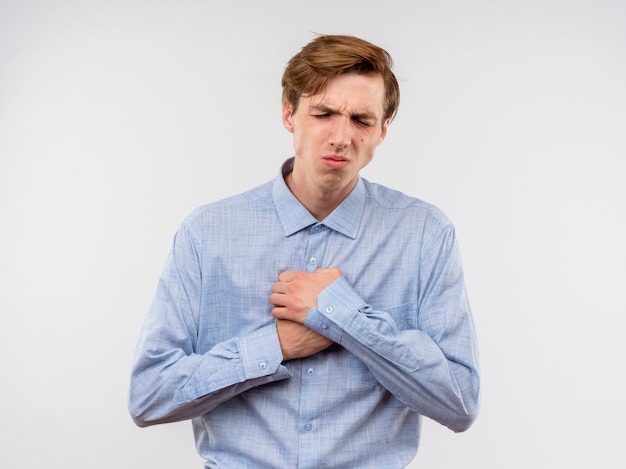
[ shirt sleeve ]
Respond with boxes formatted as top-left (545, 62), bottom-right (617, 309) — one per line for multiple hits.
top-left (304, 218), bottom-right (480, 433)
top-left (128, 223), bottom-right (290, 427)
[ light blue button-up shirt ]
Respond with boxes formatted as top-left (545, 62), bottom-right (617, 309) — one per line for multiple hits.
top-left (129, 159), bottom-right (480, 468)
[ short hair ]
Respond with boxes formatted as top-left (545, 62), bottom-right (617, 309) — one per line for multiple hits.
top-left (281, 34), bottom-right (400, 123)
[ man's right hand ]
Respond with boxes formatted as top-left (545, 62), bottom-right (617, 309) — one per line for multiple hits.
top-left (275, 319), bottom-right (333, 361)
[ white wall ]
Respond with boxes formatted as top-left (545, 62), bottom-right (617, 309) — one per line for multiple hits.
top-left (1, 1), bottom-right (625, 467)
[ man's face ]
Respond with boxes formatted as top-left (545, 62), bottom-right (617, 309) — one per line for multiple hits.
top-left (282, 73), bottom-right (389, 204)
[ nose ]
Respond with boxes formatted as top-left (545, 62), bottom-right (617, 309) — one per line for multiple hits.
top-left (329, 117), bottom-right (352, 150)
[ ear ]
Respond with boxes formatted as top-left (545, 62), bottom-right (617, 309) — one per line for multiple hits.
top-left (378, 118), bottom-right (390, 145)
top-left (282, 102), bottom-right (295, 133)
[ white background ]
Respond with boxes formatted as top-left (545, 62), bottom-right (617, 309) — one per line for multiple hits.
top-left (1, 1), bottom-right (625, 468)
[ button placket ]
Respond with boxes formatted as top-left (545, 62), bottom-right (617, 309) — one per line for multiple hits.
top-left (304, 223), bottom-right (326, 273)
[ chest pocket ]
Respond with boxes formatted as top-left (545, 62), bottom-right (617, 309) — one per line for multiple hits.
top-left (384, 302), bottom-right (418, 331)
top-left (332, 345), bottom-right (381, 388)
top-left (344, 302), bottom-right (419, 386)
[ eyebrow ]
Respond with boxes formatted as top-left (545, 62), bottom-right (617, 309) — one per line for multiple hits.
top-left (311, 104), bottom-right (378, 122)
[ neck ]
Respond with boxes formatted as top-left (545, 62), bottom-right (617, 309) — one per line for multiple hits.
top-left (284, 171), bottom-right (354, 221)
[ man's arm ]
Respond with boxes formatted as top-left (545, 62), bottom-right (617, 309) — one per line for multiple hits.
top-left (128, 224), bottom-right (290, 427)
top-left (270, 227), bottom-right (480, 433)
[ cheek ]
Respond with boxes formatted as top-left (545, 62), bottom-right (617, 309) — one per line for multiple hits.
top-left (357, 141), bottom-right (379, 167)
top-left (292, 131), bottom-right (314, 157)
top-left (359, 151), bottom-right (375, 169)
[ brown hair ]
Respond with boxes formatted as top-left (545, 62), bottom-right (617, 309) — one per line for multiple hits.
top-left (281, 34), bottom-right (400, 123)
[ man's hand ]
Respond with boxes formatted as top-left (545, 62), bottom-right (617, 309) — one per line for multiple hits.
top-left (275, 319), bottom-right (332, 360)
top-left (270, 268), bottom-right (342, 323)
top-left (270, 268), bottom-right (342, 360)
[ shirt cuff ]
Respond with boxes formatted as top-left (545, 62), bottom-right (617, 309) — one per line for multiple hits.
top-left (305, 277), bottom-right (368, 342)
top-left (239, 322), bottom-right (286, 380)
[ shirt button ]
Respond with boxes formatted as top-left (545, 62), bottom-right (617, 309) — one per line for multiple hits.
top-left (259, 361), bottom-right (267, 370)
top-left (307, 368), bottom-right (314, 376)
top-left (321, 322), bottom-right (329, 329)
top-left (309, 257), bottom-right (317, 265)
top-left (304, 423), bottom-right (312, 431)
top-left (325, 306), bottom-right (333, 314)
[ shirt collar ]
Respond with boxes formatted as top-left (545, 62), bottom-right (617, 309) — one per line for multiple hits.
top-left (272, 158), bottom-right (365, 239)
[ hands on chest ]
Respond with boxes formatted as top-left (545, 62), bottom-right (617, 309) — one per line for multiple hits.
top-left (270, 268), bottom-right (342, 361)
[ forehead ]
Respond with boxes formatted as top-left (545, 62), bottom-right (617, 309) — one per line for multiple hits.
top-left (307, 73), bottom-right (386, 116)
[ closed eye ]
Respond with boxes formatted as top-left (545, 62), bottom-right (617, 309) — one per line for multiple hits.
top-left (352, 117), bottom-right (374, 127)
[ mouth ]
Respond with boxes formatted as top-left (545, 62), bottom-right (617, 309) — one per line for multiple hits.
top-left (322, 156), bottom-right (349, 169)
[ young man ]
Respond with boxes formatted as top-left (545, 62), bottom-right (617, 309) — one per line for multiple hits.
top-left (129, 34), bottom-right (480, 468)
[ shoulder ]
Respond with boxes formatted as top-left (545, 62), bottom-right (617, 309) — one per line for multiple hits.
top-left (181, 181), bottom-right (274, 232)
top-left (362, 179), bottom-right (452, 228)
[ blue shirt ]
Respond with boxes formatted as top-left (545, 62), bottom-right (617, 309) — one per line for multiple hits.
top-left (129, 158), bottom-right (480, 468)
